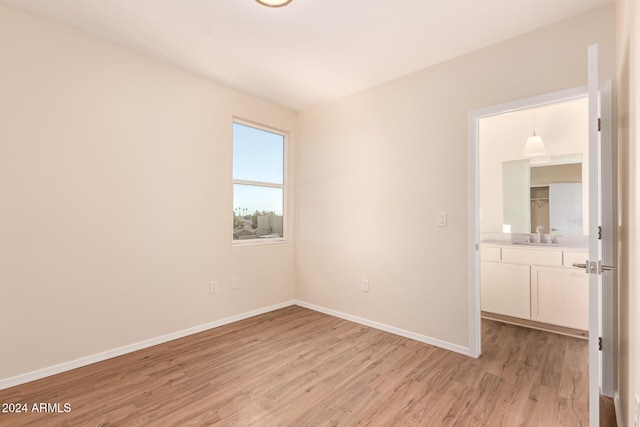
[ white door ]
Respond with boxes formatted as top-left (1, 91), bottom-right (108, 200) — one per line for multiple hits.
top-left (577, 43), bottom-right (617, 426)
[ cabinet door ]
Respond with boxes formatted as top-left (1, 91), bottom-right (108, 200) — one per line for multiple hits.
top-left (481, 261), bottom-right (530, 319)
top-left (531, 265), bottom-right (589, 330)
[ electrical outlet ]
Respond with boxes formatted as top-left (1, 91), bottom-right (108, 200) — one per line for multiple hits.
top-left (209, 281), bottom-right (217, 294)
top-left (361, 279), bottom-right (369, 292)
top-left (230, 277), bottom-right (238, 290)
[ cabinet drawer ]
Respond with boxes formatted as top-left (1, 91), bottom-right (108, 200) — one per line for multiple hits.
top-left (481, 246), bottom-right (501, 261)
top-left (563, 251), bottom-right (589, 268)
top-left (501, 247), bottom-right (562, 266)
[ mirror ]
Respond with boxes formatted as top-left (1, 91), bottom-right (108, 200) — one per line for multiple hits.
top-left (502, 155), bottom-right (583, 234)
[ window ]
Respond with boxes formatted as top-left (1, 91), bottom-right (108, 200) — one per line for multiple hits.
top-left (232, 121), bottom-right (286, 243)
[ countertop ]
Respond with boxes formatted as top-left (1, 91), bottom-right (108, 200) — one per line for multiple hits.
top-left (481, 241), bottom-right (588, 251)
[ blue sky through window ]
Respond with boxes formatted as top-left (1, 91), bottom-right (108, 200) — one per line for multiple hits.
top-left (233, 123), bottom-right (284, 215)
top-left (233, 184), bottom-right (283, 216)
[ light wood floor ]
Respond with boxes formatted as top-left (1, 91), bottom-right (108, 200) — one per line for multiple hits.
top-left (0, 306), bottom-right (610, 426)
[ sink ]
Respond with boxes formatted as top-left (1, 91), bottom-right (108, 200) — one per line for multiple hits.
top-left (512, 242), bottom-right (559, 247)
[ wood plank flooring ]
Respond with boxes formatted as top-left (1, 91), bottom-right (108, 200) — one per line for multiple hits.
top-left (0, 306), bottom-right (605, 426)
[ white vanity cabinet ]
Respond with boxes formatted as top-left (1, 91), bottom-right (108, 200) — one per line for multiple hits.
top-left (481, 244), bottom-right (588, 330)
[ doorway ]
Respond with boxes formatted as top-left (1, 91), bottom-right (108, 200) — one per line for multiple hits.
top-left (467, 82), bottom-right (616, 423)
top-left (467, 85), bottom-right (593, 356)
top-left (478, 97), bottom-right (590, 334)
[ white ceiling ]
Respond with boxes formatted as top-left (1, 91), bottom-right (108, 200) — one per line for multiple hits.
top-left (3, 0), bottom-right (612, 111)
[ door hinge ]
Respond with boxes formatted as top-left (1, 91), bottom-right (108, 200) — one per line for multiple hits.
top-left (598, 117), bottom-right (601, 132)
top-left (598, 337), bottom-right (603, 351)
top-left (598, 226), bottom-right (603, 240)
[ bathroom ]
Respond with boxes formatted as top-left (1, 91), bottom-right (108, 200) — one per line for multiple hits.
top-left (479, 96), bottom-right (590, 335)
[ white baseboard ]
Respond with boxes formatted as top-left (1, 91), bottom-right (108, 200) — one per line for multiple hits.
top-left (614, 391), bottom-right (624, 427)
top-left (295, 300), bottom-right (471, 356)
top-left (0, 300), bottom-right (296, 391)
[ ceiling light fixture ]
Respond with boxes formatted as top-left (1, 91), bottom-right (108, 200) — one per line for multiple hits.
top-left (522, 110), bottom-right (547, 158)
top-left (255, 0), bottom-right (293, 7)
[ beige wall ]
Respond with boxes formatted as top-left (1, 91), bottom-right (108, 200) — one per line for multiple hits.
top-left (0, 4), bottom-right (296, 381)
top-left (297, 6), bottom-right (616, 349)
top-left (616, 0), bottom-right (639, 424)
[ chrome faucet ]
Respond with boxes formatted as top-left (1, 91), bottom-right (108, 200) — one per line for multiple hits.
top-left (535, 226), bottom-right (544, 243)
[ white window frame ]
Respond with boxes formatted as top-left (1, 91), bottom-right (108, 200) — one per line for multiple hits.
top-left (232, 118), bottom-right (289, 246)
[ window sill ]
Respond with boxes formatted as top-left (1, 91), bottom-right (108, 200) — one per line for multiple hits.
top-left (232, 238), bottom-right (289, 247)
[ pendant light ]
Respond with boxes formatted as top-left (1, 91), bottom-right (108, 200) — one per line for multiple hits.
top-left (255, 0), bottom-right (293, 7)
top-left (522, 110), bottom-right (547, 158)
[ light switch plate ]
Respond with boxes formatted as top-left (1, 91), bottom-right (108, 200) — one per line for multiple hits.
top-left (436, 212), bottom-right (447, 227)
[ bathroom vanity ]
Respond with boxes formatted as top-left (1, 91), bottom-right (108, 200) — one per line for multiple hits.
top-left (481, 243), bottom-right (588, 331)
top-left (479, 145), bottom-right (590, 333)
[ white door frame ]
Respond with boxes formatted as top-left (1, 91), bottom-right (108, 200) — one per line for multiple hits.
top-left (467, 82), bottom-right (615, 402)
